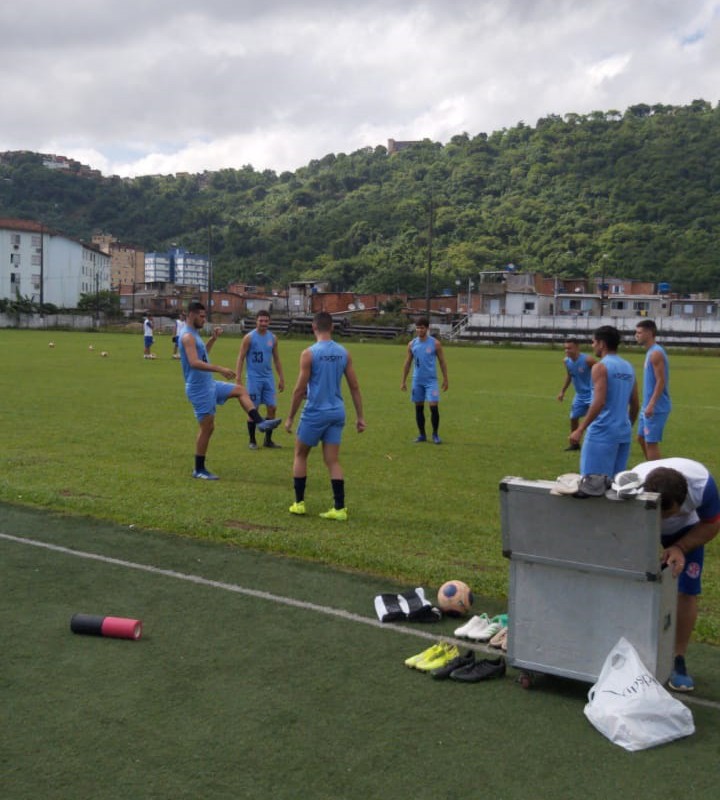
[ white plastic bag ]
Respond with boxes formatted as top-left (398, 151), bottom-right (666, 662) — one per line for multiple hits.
top-left (584, 637), bottom-right (695, 751)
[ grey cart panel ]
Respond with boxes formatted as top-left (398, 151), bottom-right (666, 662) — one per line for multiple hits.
top-left (499, 477), bottom-right (677, 684)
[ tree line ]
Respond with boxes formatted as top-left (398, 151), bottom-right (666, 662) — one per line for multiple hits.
top-left (1, 99), bottom-right (718, 296)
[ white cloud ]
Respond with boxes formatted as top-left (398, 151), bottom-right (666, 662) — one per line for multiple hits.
top-left (0, 1), bottom-right (718, 177)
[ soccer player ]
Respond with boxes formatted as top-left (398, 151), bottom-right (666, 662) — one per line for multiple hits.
top-left (631, 458), bottom-right (720, 692)
top-left (556, 338), bottom-right (596, 451)
top-left (284, 311), bottom-right (365, 521)
top-left (569, 325), bottom-right (639, 476)
top-left (178, 300), bottom-right (281, 480)
top-left (634, 319), bottom-right (671, 460)
top-left (143, 313), bottom-right (155, 359)
top-left (236, 311), bottom-right (285, 450)
top-left (401, 317), bottom-right (449, 444)
top-left (172, 312), bottom-right (185, 359)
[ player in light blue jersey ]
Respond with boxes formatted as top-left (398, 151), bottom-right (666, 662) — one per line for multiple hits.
top-left (569, 325), bottom-right (639, 477)
top-left (557, 338), bottom-right (596, 451)
top-left (236, 311), bottom-right (285, 450)
top-left (635, 319), bottom-right (671, 460)
top-left (179, 301), bottom-right (281, 481)
top-left (284, 312), bottom-right (365, 521)
top-left (401, 317), bottom-right (449, 444)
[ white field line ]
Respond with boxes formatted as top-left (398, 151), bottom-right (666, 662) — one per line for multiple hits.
top-left (2, 531), bottom-right (718, 712)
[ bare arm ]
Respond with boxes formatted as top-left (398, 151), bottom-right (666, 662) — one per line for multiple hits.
top-left (284, 349), bottom-right (312, 432)
top-left (235, 334), bottom-right (251, 385)
top-left (344, 353), bottom-right (366, 432)
top-left (644, 349), bottom-right (667, 416)
top-left (557, 363), bottom-right (572, 401)
top-left (400, 343), bottom-right (413, 390)
top-left (435, 340), bottom-right (449, 391)
top-left (664, 519), bottom-right (720, 577)
top-left (272, 336), bottom-right (285, 392)
top-left (628, 378), bottom-right (639, 426)
top-left (205, 327), bottom-right (223, 355)
top-left (181, 331), bottom-right (235, 380)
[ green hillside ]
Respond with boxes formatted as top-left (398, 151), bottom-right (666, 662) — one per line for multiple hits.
top-left (2, 99), bottom-right (719, 294)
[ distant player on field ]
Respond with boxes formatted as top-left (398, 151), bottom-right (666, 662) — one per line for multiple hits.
top-left (284, 312), bottom-right (365, 521)
top-left (401, 317), bottom-right (448, 444)
top-left (236, 311), bottom-right (285, 450)
top-left (172, 312), bottom-right (185, 359)
top-left (143, 313), bottom-right (155, 359)
top-left (634, 319), bottom-right (671, 460)
top-left (556, 338), bottom-right (596, 451)
top-left (179, 300), bottom-right (281, 480)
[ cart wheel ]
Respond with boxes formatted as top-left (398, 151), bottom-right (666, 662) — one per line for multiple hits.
top-left (518, 671), bottom-right (535, 689)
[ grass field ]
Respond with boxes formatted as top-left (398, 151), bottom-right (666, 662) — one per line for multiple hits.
top-left (2, 327), bottom-right (720, 641)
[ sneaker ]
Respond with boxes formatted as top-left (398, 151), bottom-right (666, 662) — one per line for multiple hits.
top-left (668, 670), bottom-right (694, 692)
top-left (414, 434), bottom-right (427, 443)
top-left (450, 656), bottom-right (506, 682)
top-left (416, 643), bottom-right (460, 672)
top-left (489, 626), bottom-right (508, 649)
top-left (289, 501), bottom-right (306, 515)
top-left (263, 441), bottom-right (282, 449)
top-left (319, 507), bottom-right (348, 521)
top-left (192, 469), bottom-right (219, 480)
top-left (473, 615), bottom-right (508, 642)
top-left (454, 613), bottom-right (490, 638)
top-left (431, 651), bottom-right (475, 680)
top-left (432, 433), bottom-right (442, 445)
top-left (564, 443), bottom-right (580, 451)
top-left (405, 642), bottom-right (446, 669)
top-left (257, 417), bottom-right (282, 433)
top-left (248, 442), bottom-right (258, 450)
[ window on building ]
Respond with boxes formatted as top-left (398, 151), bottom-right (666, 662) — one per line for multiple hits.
top-left (31, 255), bottom-right (41, 266)
top-left (11, 234), bottom-right (21, 246)
top-left (632, 301), bottom-right (650, 313)
top-left (10, 253), bottom-right (21, 265)
top-left (610, 300), bottom-right (626, 311)
top-left (31, 234), bottom-right (41, 247)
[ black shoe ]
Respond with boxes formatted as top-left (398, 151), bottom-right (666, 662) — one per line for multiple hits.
top-left (449, 656), bottom-right (506, 682)
top-left (564, 444), bottom-right (580, 451)
top-left (263, 441), bottom-right (282, 449)
top-left (431, 651), bottom-right (475, 680)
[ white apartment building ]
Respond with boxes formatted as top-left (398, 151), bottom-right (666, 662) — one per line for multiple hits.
top-left (1, 218), bottom-right (110, 307)
top-left (144, 247), bottom-right (209, 290)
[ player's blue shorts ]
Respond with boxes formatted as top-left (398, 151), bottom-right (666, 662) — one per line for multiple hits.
top-left (639, 411), bottom-right (669, 443)
top-left (570, 397), bottom-right (590, 419)
top-left (580, 438), bottom-right (630, 478)
top-left (247, 377), bottom-right (276, 409)
top-left (411, 380), bottom-right (440, 404)
top-left (662, 525), bottom-right (704, 595)
top-left (297, 408), bottom-right (345, 447)
top-left (187, 381), bottom-right (236, 422)
top-left (144, 335), bottom-right (154, 348)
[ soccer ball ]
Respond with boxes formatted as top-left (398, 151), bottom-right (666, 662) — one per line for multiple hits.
top-left (88, 345), bottom-right (94, 351)
top-left (100, 351), bottom-right (109, 358)
top-left (48, 342), bottom-right (55, 348)
top-left (437, 580), bottom-right (474, 616)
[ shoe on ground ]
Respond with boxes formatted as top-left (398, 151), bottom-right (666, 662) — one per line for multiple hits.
top-left (257, 417), bottom-right (282, 432)
top-left (454, 613), bottom-right (490, 638)
top-left (192, 469), bottom-right (219, 480)
top-left (263, 441), bottom-right (282, 449)
top-left (431, 651), bottom-right (475, 680)
top-left (450, 656), bottom-right (506, 682)
top-left (319, 507), bottom-right (347, 521)
top-left (405, 642), bottom-right (446, 669)
top-left (564, 443), bottom-right (580, 451)
top-left (248, 442), bottom-right (258, 450)
top-left (289, 501), bottom-right (306, 515)
top-left (416, 643), bottom-right (460, 672)
top-left (414, 434), bottom-right (427, 443)
top-left (432, 433), bottom-right (442, 444)
top-left (472, 617), bottom-right (505, 642)
top-left (489, 626), bottom-right (508, 648)
top-left (668, 670), bottom-right (694, 692)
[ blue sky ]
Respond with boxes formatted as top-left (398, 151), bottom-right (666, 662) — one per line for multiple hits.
top-left (1, 0), bottom-right (718, 177)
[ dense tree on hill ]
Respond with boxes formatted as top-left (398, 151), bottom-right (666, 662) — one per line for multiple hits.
top-left (1, 100), bottom-right (719, 294)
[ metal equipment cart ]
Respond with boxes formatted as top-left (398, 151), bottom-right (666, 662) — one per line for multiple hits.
top-left (499, 477), bottom-right (677, 687)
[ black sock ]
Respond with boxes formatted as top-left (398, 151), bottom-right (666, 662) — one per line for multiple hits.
top-left (195, 455), bottom-right (205, 472)
top-left (430, 405), bottom-right (440, 435)
top-left (247, 421), bottom-right (256, 443)
top-left (415, 405), bottom-right (426, 435)
top-left (331, 479), bottom-right (345, 510)
top-left (249, 409), bottom-right (263, 424)
top-left (674, 655), bottom-right (687, 674)
top-left (264, 427), bottom-right (273, 444)
top-left (294, 477), bottom-right (306, 503)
